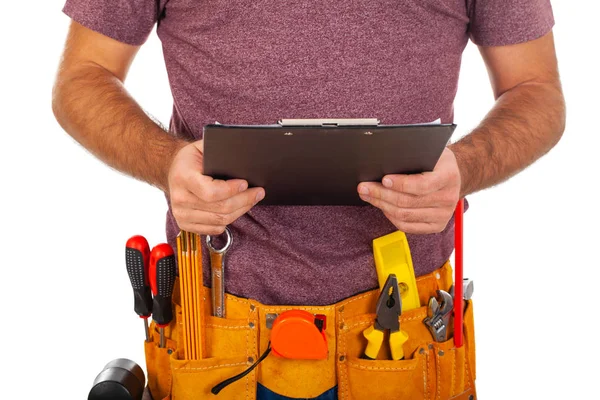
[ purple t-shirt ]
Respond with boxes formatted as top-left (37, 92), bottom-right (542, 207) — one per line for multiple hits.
top-left (64, 0), bottom-right (554, 305)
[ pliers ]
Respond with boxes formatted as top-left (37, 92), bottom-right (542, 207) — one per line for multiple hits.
top-left (363, 274), bottom-right (409, 360)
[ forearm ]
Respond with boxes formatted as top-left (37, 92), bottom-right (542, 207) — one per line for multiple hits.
top-left (450, 81), bottom-right (566, 197)
top-left (52, 62), bottom-right (187, 192)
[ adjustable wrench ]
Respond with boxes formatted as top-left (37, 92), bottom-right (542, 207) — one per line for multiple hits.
top-left (423, 290), bottom-right (453, 342)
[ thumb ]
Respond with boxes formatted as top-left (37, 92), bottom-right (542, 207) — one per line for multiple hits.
top-left (193, 139), bottom-right (204, 154)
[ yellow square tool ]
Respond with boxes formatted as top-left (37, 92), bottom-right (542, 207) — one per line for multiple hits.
top-left (372, 231), bottom-right (420, 311)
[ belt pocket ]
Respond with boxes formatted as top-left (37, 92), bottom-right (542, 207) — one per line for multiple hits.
top-left (431, 339), bottom-right (468, 399)
top-left (339, 352), bottom-right (429, 399)
top-left (170, 315), bottom-right (259, 400)
top-left (430, 300), bottom-right (476, 400)
top-left (145, 323), bottom-right (177, 400)
top-left (336, 311), bottom-right (432, 400)
top-left (170, 355), bottom-right (255, 399)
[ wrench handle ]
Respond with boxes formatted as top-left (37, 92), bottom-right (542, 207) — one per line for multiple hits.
top-left (210, 251), bottom-right (226, 318)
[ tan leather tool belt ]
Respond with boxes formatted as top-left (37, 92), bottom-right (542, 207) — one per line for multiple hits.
top-left (144, 261), bottom-right (476, 400)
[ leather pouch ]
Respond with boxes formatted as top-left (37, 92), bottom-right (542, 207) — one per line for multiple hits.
top-left (169, 296), bottom-right (260, 400)
top-left (144, 263), bottom-right (477, 400)
top-left (335, 278), bottom-right (477, 400)
top-left (144, 322), bottom-right (177, 400)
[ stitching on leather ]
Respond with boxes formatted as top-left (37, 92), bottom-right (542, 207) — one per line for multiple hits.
top-left (205, 324), bottom-right (248, 330)
top-left (436, 349), bottom-right (441, 400)
top-left (465, 353), bottom-right (472, 390)
top-left (344, 313), bottom-right (425, 331)
top-left (423, 352), bottom-right (428, 400)
top-left (245, 370), bottom-right (249, 400)
top-left (451, 348), bottom-right (457, 396)
top-left (262, 306), bottom-right (332, 312)
top-left (426, 351), bottom-right (431, 400)
top-left (245, 307), bottom-right (250, 398)
top-left (347, 361), bottom-right (416, 371)
top-left (339, 308), bottom-right (348, 400)
top-left (251, 307), bottom-right (256, 399)
top-left (227, 296), bottom-right (251, 305)
top-left (401, 315), bottom-right (428, 322)
top-left (345, 320), bottom-right (372, 330)
top-left (174, 362), bottom-right (246, 371)
top-left (340, 292), bottom-right (373, 307)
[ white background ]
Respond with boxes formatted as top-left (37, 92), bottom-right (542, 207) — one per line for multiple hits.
top-left (1, 1), bottom-right (598, 398)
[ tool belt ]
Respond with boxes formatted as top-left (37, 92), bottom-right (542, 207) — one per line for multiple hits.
top-left (144, 261), bottom-right (476, 400)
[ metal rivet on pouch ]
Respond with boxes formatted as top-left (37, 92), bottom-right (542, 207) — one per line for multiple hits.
top-left (339, 356), bottom-right (346, 362)
top-left (167, 349), bottom-right (173, 355)
top-left (249, 322), bottom-right (255, 329)
top-left (248, 357), bottom-right (255, 363)
top-left (469, 396), bottom-right (474, 400)
top-left (339, 306), bottom-right (345, 312)
top-left (428, 344), bottom-right (434, 350)
top-left (250, 305), bottom-right (256, 311)
top-left (438, 350), bottom-right (445, 356)
top-left (419, 348), bottom-right (425, 355)
top-left (339, 323), bottom-right (346, 330)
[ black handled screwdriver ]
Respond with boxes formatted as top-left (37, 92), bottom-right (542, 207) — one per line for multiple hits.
top-left (126, 235), bottom-right (153, 342)
top-left (150, 243), bottom-right (177, 348)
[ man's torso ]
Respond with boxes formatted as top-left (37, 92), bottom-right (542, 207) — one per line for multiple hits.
top-left (160, 0), bottom-right (471, 305)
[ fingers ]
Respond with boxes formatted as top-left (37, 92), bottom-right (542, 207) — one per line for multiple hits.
top-left (358, 182), bottom-right (456, 209)
top-left (171, 184), bottom-right (264, 232)
top-left (176, 201), bottom-right (258, 235)
top-left (185, 176), bottom-right (248, 203)
top-left (365, 196), bottom-right (448, 224)
top-left (381, 172), bottom-right (451, 196)
top-left (168, 141), bottom-right (266, 235)
top-left (176, 222), bottom-right (227, 236)
top-left (173, 190), bottom-right (263, 224)
top-left (382, 211), bottom-right (447, 235)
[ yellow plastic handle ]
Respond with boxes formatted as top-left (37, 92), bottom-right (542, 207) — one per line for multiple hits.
top-left (389, 330), bottom-right (410, 360)
top-left (362, 325), bottom-right (384, 359)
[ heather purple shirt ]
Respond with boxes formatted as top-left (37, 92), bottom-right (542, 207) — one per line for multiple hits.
top-left (64, 0), bottom-right (554, 305)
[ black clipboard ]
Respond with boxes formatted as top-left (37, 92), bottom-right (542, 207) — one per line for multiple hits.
top-left (203, 119), bottom-right (456, 206)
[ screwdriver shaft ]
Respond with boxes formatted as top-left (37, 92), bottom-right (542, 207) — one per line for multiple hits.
top-left (160, 328), bottom-right (166, 348)
top-left (143, 319), bottom-right (150, 342)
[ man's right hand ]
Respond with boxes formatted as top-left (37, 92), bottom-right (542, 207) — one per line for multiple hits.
top-left (168, 140), bottom-right (265, 235)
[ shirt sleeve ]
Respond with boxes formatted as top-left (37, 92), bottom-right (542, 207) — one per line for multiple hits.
top-left (63, 0), bottom-right (163, 46)
top-left (467, 0), bottom-right (555, 47)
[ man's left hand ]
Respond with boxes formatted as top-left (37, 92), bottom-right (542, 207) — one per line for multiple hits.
top-left (357, 148), bottom-right (462, 234)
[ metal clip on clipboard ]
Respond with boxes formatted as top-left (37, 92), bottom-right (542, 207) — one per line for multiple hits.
top-left (278, 118), bottom-right (380, 127)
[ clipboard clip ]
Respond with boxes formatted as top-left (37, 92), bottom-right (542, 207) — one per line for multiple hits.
top-left (278, 118), bottom-right (380, 127)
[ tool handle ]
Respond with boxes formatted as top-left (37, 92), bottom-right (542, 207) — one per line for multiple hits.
top-left (389, 330), bottom-right (409, 361)
top-left (453, 199), bottom-right (464, 347)
top-left (150, 244), bottom-right (177, 326)
top-left (210, 251), bottom-right (225, 317)
top-left (362, 325), bottom-right (384, 360)
top-left (126, 236), bottom-right (153, 317)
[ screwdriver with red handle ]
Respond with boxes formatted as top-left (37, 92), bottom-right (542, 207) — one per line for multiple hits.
top-left (125, 235), bottom-right (153, 342)
top-left (150, 243), bottom-right (177, 348)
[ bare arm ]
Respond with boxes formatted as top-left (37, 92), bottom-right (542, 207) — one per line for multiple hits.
top-left (52, 21), bottom-right (186, 191)
top-left (53, 22), bottom-right (264, 235)
top-left (450, 32), bottom-right (566, 197)
top-left (359, 31), bottom-right (565, 234)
